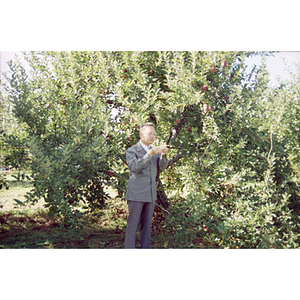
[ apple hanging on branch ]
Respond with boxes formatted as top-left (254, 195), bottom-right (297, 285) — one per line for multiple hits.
top-left (221, 60), bottom-right (227, 68)
top-left (202, 85), bottom-right (208, 92)
top-left (203, 103), bottom-right (212, 114)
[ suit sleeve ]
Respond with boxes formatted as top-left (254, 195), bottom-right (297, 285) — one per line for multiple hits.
top-left (159, 154), bottom-right (168, 171)
top-left (126, 148), bottom-right (152, 173)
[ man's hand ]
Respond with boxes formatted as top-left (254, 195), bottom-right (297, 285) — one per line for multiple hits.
top-left (149, 145), bottom-right (168, 157)
top-left (161, 147), bottom-right (169, 156)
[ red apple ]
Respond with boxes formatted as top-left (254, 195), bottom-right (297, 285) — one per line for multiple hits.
top-left (123, 69), bottom-right (127, 73)
top-left (188, 126), bottom-right (192, 132)
top-left (62, 102), bottom-right (66, 105)
top-left (202, 85), bottom-right (208, 92)
top-left (151, 70), bottom-right (155, 74)
top-left (210, 67), bottom-right (216, 73)
top-left (225, 96), bottom-right (229, 101)
top-left (221, 60), bottom-right (227, 68)
top-left (176, 119), bottom-right (180, 124)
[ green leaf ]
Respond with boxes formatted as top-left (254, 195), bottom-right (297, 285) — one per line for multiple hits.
top-left (13, 199), bottom-right (25, 206)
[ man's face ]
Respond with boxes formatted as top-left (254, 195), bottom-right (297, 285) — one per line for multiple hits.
top-left (140, 126), bottom-right (156, 146)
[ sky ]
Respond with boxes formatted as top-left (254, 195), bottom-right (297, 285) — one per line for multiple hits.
top-left (245, 51), bottom-right (300, 85)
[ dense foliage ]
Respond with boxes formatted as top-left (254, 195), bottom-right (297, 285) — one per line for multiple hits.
top-left (2, 51), bottom-right (300, 247)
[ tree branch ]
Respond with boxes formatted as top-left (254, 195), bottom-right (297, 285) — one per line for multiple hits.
top-left (166, 152), bottom-right (183, 169)
top-left (166, 105), bottom-right (190, 145)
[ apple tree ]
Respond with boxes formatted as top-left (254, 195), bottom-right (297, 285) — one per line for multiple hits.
top-left (163, 58), bottom-right (300, 248)
top-left (105, 51), bottom-right (254, 207)
top-left (4, 52), bottom-right (120, 234)
top-left (274, 63), bottom-right (300, 235)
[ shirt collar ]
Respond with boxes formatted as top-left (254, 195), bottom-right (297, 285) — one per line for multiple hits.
top-left (140, 140), bottom-right (151, 152)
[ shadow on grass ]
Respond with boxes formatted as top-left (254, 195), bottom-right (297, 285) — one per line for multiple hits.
top-left (0, 209), bottom-right (126, 249)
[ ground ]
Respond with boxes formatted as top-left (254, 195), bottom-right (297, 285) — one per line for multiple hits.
top-left (0, 171), bottom-right (173, 249)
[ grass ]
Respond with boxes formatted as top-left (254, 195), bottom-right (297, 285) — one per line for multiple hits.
top-left (0, 172), bottom-right (42, 211)
top-left (0, 171), bottom-right (178, 249)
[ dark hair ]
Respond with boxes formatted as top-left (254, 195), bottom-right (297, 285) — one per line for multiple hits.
top-left (139, 122), bottom-right (155, 133)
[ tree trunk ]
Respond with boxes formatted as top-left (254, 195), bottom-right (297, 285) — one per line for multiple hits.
top-left (156, 178), bottom-right (169, 208)
top-left (153, 108), bottom-right (187, 209)
top-left (156, 152), bottom-right (183, 209)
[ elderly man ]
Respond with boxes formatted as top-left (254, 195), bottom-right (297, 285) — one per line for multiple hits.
top-left (125, 122), bottom-right (168, 249)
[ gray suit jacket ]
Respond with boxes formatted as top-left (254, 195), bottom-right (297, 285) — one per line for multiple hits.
top-left (126, 141), bottom-right (168, 202)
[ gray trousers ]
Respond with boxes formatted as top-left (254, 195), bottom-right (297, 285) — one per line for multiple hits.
top-left (125, 200), bottom-right (155, 249)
